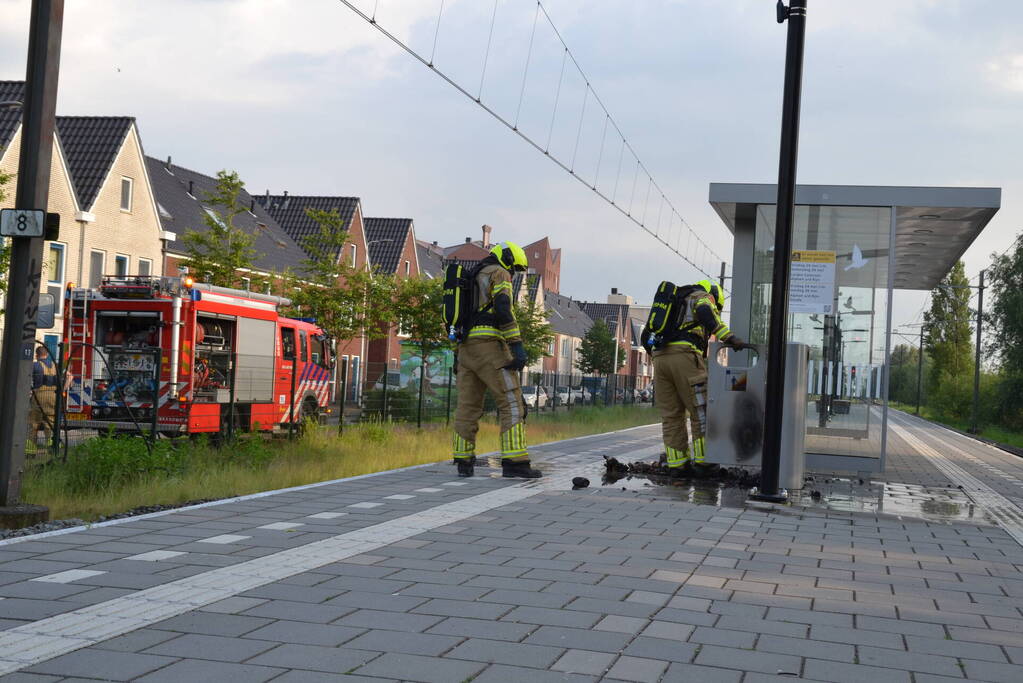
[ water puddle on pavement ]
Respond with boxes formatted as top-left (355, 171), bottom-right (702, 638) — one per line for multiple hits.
top-left (601, 471), bottom-right (995, 525)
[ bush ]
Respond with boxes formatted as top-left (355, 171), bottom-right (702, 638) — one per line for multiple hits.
top-left (928, 372), bottom-right (972, 422)
top-left (61, 434), bottom-right (185, 495)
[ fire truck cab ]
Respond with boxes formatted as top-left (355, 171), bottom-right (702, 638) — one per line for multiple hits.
top-left (62, 275), bottom-right (333, 435)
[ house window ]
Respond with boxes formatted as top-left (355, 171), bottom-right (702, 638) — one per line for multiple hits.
top-left (350, 244), bottom-right (357, 266)
top-left (46, 243), bottom-right (65, 312)
top-left (114, 255), bottom-right (129, 277)
top-left (137, 258), bottom-right (152, 276)
top-left (89, 250), bottom-right (105, 288)
top-left (561, 338), bottom-right (570, 358)
top-left (120, 177), bottom-right (133, 212)
top-left (404, 260), bottom-right (410, 276)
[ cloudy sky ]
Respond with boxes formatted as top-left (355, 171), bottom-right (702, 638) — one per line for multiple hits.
top-left (1, 0), bottom-right (1021, 335)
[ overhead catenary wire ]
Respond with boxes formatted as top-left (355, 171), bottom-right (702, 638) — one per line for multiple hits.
top-left (333, 0), bottom-right (727, 281)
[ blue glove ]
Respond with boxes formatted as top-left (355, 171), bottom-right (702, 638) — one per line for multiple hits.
top-left (506, 342), bottom-right (528, 371)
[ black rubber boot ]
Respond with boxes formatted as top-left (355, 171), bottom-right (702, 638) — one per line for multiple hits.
top-left (668, 461), bottom-right (694, 478)
top-left (501, 459), bottom-right (542, 479)
top-left (456, 456), bottom-right (475, 478)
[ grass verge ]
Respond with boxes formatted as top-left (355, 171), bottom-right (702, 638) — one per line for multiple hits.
top-left (889, 401), bottom-right (1023, 450)
top-left (23, 406), bottom-right (656, 522)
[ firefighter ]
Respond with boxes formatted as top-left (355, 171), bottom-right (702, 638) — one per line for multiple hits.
top-left (29, 345), bottom-right (58, 448)
top-left (452, 241), bottom-right (541, 479)
top-left (650, 280), bottom-right (747, 472)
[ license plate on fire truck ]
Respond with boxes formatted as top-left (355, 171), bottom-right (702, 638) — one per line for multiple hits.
top-left (112, 354), bottom-right (156, 372)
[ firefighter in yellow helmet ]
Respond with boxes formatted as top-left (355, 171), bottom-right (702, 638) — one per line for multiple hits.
top-left (648, 279), bottom-right (747, 472)
top-left (452, 241), bottom-right (541, 478)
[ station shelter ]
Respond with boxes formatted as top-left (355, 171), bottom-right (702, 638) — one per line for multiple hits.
top-left (709, 184), bottom-right (1000, 473)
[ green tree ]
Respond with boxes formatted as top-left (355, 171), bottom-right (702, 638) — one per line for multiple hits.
top-left (924, 260), bottom-right (973, 387)
top-left (283, 208), bottom-right (392, 344)
top-left (888, 343), bottom-right (922, 405)
top-left (512, 298), bottom-right (555, 365)
top-left (575, 320), bottom-right (625, 376)
top-left (180, 170), bottom-right (261, 287)
top-left (392, 275), bottom-right (450, 370)
top-left (988, 234), bottom-right (1023, 376)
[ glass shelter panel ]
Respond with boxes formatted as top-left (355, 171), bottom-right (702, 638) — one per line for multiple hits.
top-left (751, 205), bottom-right (891, 461)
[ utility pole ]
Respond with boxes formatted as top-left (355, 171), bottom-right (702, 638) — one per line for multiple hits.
top-left (719, 261), bottom-right (727, 290)
top-left (751, 0), bottom-right (806, 503)
top-left (970, 270), bottom-right (985, 434)
top-left (0, 0), bottom-right (64, 515)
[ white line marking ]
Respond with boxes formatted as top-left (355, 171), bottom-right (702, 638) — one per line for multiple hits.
top-left (30, 570), bottom-right (105, 584)
top-left (306, 512), bottom-right (346, 519)
top-left (415, 488), bottom-right (443, 493)
top-left (383, 494), bottom-right (415, 500)
top-left (888, 417), bottom-right (1023, 547)
top-left (0, 459), bottom-right (595, 675)
top-left (196, 534), bottom-right (251, 545)
top-left (258, 522), bottom-right (305, 531)
top-left (125, 550), bottom-right (185, 562)
top-left (443, 481), bottom-right (468, 486)
top-left (347, 502), bottom-right (383, 509)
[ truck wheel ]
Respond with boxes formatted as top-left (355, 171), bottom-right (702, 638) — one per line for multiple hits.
top-left (298, 397), bottom-right (320, 433)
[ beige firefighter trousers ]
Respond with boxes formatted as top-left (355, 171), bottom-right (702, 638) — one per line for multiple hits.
top-left (30, 386), bottom-right (56, 444)
top-left (652, 345), bottom-right (707, 467)
top-left (452, 338), bottom-right (528, 462)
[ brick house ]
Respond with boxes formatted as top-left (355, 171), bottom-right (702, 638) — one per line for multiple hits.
top-left (257, 194), bottom-right (371, 401)
top-left (0, 81), bottom-right (167, 353)
top-left (523, 237), bottom-right (561, 294)
top-left (542, 292), bottom-right (593, 377)
top-left (364, 217), bottom-right (419, 384)
top-left (578, 301), bottom-right (632, 377)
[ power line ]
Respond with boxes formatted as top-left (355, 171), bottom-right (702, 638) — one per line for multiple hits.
top-left (333, 0), bottom-right (728, 282)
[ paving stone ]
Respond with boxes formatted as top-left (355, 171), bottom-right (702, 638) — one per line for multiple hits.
top-left (551, 649), bottom-right (617, 676)
top-left (198, 596), bottom-right (268, 614)
top-left (93, 628), bottom-right (179, 653)
top-left (802, 658), bottom-right (912, 683)
top-left (626, 590), bottom-right (671, 607)
top-left (766, 606), bottom-right (853, 627)
top-left (660, 662), bottom-right (742, 683)
top-left (757, 633), bottom-right (853, 662)
top-left (428, 616), bottom-right (536, 641)
top-left (502, 606), bottom-right (602, 629)
top-left (133, 659), bottom-right (285, 683)
top-left (245, 642), bottom-right (379, 672)
top-left (960, 658), bottom-right (1023, 683)
top-left (809, 624), bottom-right (902, 649)
top-left (446, 637), bottom-right (564, 668)
top-left (605, 655), bottom-right (669, 682)
top-left (411, 597), bottom-right (512, 620)
top-left (688, 626), bottom-right (755, 649)
top-left (241, 598), bottom-right (354, 623)
top-left (345, 629), bottom-right (462, 656)
top-left (270, 672), bottom-right (395, 683)
top-left (641, 620), bottom-right (695, 641)
top-left (594, 615), bottom-right (648, 634)
top-left (524, 625), bottom-right (632, 651)
top-left (857, 645), bottom-right (968, 677)
top-left (623, 637), bottom-right (699, 664)
top-left (354, 652), bottom-right (485, 683)
top-left (481, 589), bottom-right (572, 609)
top-left (243, 620), bottom-right (365, 647)
top-left (857, 615), bottom-right (946, 638)
top-left (151, 612), bottom-right (272, 637)
top-left (948, 625), bottom-right (1023, 647)
top-left (472, 663), bottom-right (596, 683)
top-left (904, 633), bottom-right (1007, 662)
top-left (565, 597), bottom-right (660, 619)
top-left (337, 608), bottom-right (445, 632)
top-left (693, 645), bottom-right (802, 675)
top-left (25, 650), bottom-right (177, 681)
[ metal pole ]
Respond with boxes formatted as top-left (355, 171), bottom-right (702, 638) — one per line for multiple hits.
top-left (337, 358), bottom-right (347, 436)
top-left (382, 365), bottom-right (389, 420)
top-left (416, 351), bottom-right (426, 428)
top-left (719, 261), bottom-right (727, 290)
top-left (971, 270), bottom-right (985, 433)
top-left (150, 349), bottom-right (160, 445)
top-left (288, 361), bottom-right (297, 439)
top-left (50, 341), bottom-right (63, 457)
top-left (0, 0), bottom-right (63, 507)
top-left (916, 326), bottom-right (925, 416)
top-left (752, 0), bottom-right (806, 503)
top-left (226, 350), bottom-right (236, 442)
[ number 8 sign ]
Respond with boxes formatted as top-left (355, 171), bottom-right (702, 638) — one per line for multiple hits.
top-left (0, 208), bottom-right (45, 237)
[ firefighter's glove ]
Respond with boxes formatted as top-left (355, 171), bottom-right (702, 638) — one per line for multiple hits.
top-left (506, 342), bottom-right (528, 371)
top-left (726, 337), bottom-right (751, 351)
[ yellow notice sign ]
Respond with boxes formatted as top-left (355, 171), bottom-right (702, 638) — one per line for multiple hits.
top-left (791, 250), bottom-right (836, 264)
top-left (789, 250), bottom-right (837, 314)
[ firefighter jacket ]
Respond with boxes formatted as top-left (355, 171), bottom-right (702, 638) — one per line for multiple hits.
top-left (653, 289), bottom-right (733, 357)
top-left (466, 263), bottom-right (522, 344)
top-left (32, 358), bottom-right (57, 390)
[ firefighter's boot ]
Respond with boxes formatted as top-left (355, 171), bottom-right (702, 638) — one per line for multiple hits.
top-left (502, 459), bottom-right (542, 479)
top-left (456, 456), bottom-right (476, 478)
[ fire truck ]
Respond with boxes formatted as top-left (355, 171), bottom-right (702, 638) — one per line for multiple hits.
top-left (61, 275), bottom-right (333, 435)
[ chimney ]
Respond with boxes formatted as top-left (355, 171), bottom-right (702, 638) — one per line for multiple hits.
top-left (249, 198), bottom-right (255, 212)
top-left (611, 287), bottom-right (618, 295)
top-left (165, 155), bottom-right (172, 170)
top-left (282, 190), bottom-right (290, 210)
top-left (465, 237), bottom-right (471, 244)
top-left (432, 240), bottom-right (438, 246)
top-left (481, 224), bottom-right (493, 249)
top-left (187, 180), bottom-right (194, 196)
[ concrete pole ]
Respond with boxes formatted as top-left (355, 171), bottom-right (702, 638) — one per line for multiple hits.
top-left (970, 270), bottom-right (985, 434)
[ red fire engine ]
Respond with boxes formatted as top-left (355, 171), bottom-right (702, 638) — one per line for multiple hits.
top-left (62, 275), bottom-right (333, 435)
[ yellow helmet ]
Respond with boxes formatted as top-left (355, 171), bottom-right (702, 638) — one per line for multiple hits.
top-left (710, 282), bottom-right (725, 312)
top-left (491, 241), bottom-right (528, 272)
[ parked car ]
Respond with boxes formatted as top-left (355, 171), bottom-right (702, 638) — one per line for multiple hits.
top-left (570, 387), bottom-right (588, 404)
top-left (553, 386), bottom-right (571, 406)
top-left (640, 387), bottom-right (654, 403)
top-left (521, 385), bottom-right (548, 408)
